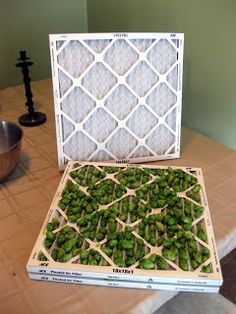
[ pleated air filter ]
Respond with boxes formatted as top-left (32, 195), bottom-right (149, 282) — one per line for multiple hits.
top-left (50, 33), bottom-right (184, 170)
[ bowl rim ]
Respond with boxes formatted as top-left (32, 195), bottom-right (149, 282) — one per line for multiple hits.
top-left (0, 119), bottom-right (23, 155)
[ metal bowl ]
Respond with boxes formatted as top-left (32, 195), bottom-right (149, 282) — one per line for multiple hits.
top-left (0, 120), bottom-right (23, 182)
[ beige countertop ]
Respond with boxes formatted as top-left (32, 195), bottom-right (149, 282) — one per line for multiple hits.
top-left (0, 79), bottom-right (236, 314)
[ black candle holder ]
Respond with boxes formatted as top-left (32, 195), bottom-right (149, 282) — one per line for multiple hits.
top-left (16, 51), bottom-right (47, 127)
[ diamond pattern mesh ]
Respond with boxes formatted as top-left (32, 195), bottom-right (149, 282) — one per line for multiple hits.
top-left (82, 62), bottom-right (117, 99)
top-left (105, 84), bottom-right (137, 120)
top-left (50, 33), bottom-right (184, 168)
top-left (146, 83), bottom-right (177, 117)
top-left (126, 61), bottom-right (158, 97)
top-left (61, 87), bottom-right (95, 123)
top-left (64, 131), bottom-right (97, 160)
top-left (58, 41), bottom-right (94, 78)
top-left (104, 39), bottom-right (139, 75)
top-left (126, 105), bottom-right (158, 138)
top-left (83, 108), bottom-right (118, 143)
top-left (105, 128), bottom-right (138, 159)
top-left (147, 39), bottom-right (178, 74)
top-left (146, 124), bottom-right (175, 155)
top-left (129, 39), bottom-right (154, 52)
top-left (58, 70), bottom-right (73, 97)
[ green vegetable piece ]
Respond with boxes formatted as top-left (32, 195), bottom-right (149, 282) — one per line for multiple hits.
top-left (157, 237), bottom-right (165, 246)
top-left (93, 253), bottom-right (102, 262)
top-left (44, 239), bottom-right (53, 249)
top-left (108, 239), bottom-right (118, 248)
top-left (71, 247), bottom-right (80, 257)
top-left (115, 258), bottom-right (125, 267)
top-left (57, 248), bottom-right (72, 263)
top-left (81, 258), bottom-right (89, 265)
top-left (149, 237), bottom-right (157, 246)
top-left (80, 249), bottom-right (90, 259)
top-left (156, 256), bottom-right (169, 270)
top-left (202, 265), bottom-right (212, 273)
top-left (192, 250), bottom-right (202, 264)
top-left (114, 249), bottom-right (123, 259)
top-left (78, 217), bottom-right (88, 227)
top-left (182, 216), bottom-right (192, 224)
top-left (201, 247), bottom-right (210, 262)
top-left (51, 248), bottom-right (59, 261)
top-left (191, 259), bottom-right (199, 270)
top-left (183, 223), bottom-right (192, 231)
top-left (197, 227), bottom-right (207, 242)
top-left (162, 248), bottom-right (177, 261)
top-left (96, 232), bottom-right (106, 242)
top-left (157, 200), bottom-right (167, 208)
top-left (130, 214), bottom-right (137, 223)
top-left (162, 239), bottom-right (173, 248)
top-left (125, 257), bottom-right (136, 267)
top-left (65, 230), bottom-right (77, 240)
top-left (140, 259), bottom-right (155, 270)
top-left (194, 206), bottom-right (204, 218)
top-left (108, 220), bottom-right (117, 233)
top-left (135, 247), bottom-right (145, 260)
top-left (39, 252), bottom-right (47, 261)
top-left (121, 240), bottom-right (134, 250)
top-left (179, 259), bottom-right (189, 271)
top-left (136, 238), bottom-right (144, 246)
top-left (149, 254), bottom-right (157, 263)
top-left (46, 231), bottom-right (56, 242)
top-left (179, 249), bottom-right (189, 260)
top-left (68, 215), bottom-right (78, 223)
top-left (188, 239), bottom-right (197, 251)
top-left (76, 238), bottom-right (84, 248)
top-left (62, 238), bottom-right (77, 253)
top-left (90, 259), bottom-right (98, 266)
top-left (193, 184), bottom-right (201, 193)
top-left (102, 247), bottom-right (113, 257)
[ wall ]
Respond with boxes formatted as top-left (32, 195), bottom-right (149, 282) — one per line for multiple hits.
top-left (87, 0), bottom-right (236, 150)
top-left (0, 0), bottom-right (87, 89)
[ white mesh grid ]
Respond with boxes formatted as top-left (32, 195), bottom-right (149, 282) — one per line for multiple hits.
top-left (61, 116), bottom-right (74, 141)
top-left (129, 39), bottom-right (154, 52)
top-left (126, 105), bottom-right (158, 138)
top-left (61, 87), bottom-right (95, 123)
top-left (58, 70), bottom-right (73, 97)
top-left (167, 65), bottom-right (178, 90)
top-left (146, 83), bottom-right (177, 116)
top-left (58, 41), bottom-right (94, 78)
top-left (84, 39), bottom-right (111, 53)
top-left (50, 33), bottom-right (184, 169)
top-left (146, 124), bottom-right (175, 155)
top-left (104, 39), bottom-right (139, 75)
top-left (126, 61), bottom-right (159, 97)
top-left (64, 131), bottom-right (97, 160)
top-left (104, 84), bottom-right (138, 120)
top-left (105, 128), bottom-right (138, 159)
top-left (166, 107), bottom-right (177, 131)
top-left (147, 39), bottom-right (178, 74)
top-left (81, 62), bottom-right (117, 99)
top-left (83, 108), bottom-right (118, 142)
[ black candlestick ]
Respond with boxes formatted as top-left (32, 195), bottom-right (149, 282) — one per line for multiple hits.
top-left (16, 51), bottom-right (47, 127)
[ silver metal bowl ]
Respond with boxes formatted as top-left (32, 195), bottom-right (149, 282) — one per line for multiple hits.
top-left (0, 120), bottom-right (23, 182)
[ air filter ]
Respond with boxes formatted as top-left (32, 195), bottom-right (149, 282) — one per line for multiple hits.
top-left (50, 33), bottom-right (184, 169)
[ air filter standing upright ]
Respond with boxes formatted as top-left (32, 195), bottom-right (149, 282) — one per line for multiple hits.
top-left (50, 33), bottom-right (184, 170)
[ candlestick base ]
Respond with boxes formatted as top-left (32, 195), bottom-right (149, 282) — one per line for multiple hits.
top-left (19, 112), bottom-right (47, 127)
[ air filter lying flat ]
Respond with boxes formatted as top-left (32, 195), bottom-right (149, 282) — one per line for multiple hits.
top-left (27, 161), bottom-right (222, 292)
top-left (50, 33), bottom-right (184, 169)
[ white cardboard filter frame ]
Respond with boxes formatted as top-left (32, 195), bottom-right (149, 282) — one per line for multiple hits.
top-left (27, 161), bottom-right (222, 291)
top-left (29, 273), bottom-right (219, 293)
top-left (49, 33), bottom-right (184, 170)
